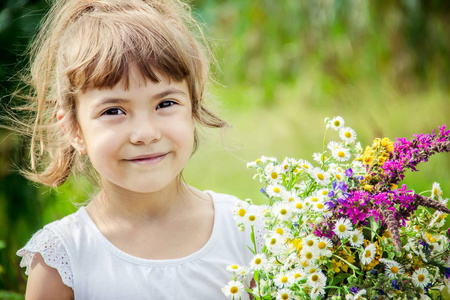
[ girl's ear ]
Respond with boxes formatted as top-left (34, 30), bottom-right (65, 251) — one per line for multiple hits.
top-left (57, 109), bottom-right (87, 155)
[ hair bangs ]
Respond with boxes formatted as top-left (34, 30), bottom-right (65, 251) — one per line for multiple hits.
top-left (60, 8), bottom-right (190, 93)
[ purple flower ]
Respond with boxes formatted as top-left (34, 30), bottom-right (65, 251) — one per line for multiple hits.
top-left (345, 168), bottom-right (353, 177)
top-left (349, 287), bottom-right (358, 293)
top-left (445, 267), bottom-right (450, 279)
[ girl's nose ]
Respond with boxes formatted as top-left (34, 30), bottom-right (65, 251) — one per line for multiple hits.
top-left (129, 114), bottom-right (161, 145)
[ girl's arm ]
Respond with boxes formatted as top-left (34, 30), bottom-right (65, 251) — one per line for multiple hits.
top-left (25, 253), bottom-right (74, 300)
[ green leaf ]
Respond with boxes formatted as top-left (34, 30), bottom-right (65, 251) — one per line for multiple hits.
top-left (329, 272), bottom-right (351, 287)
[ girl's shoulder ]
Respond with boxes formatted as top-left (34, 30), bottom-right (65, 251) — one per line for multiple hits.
top-left (16, 207), bottom-right (88, 289)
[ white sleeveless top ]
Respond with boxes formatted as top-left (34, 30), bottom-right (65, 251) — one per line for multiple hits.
top-left (17, 191), bottom-right (265, 299)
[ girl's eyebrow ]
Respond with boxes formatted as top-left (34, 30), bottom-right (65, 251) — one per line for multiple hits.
top-left (153, 88), bottom-right (187, 100)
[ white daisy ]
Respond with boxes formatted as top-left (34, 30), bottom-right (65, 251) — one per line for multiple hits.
top-left (333, 218), bottom-right (353, 239)
top-left (349, 229), bottom-right (364, 247)
top-left (310, 286), bottom-right (326, 300)
top-left (307, 271), bottom-right (327, 287)
top-left (304, 263), bottom-right (321, 276)
top-left (226, 264), bottom-right (243, 274)
top-left (332, 146), bottom-right (351, 162)
top-left (327, 140), bottom-right (342, 151)
top-left (280, 159), bottom-right (292, 173)
top-left (431, 182), bottom-right (443, 199)
top-left (272, 224), bottom-right (292, 240)
top-left (232, 200), bottom-right (250, 224)
top-left (312, 201), bottom-right (327, 213)
top-left (316, 237), bottom-right (333, 257)
top-left (302, 235), bottom-right (319, 250)
top-left (331, 168), bottom-right (346, 181)
top-left (361, 243), bottom-right (377, 265)
top-left (250, 254), bottom-right (267, 271)
top-left (243, 211), bottom-right (259, 227)
top-left (288, 268), bottom-right (305, 282)
top-left (222, 280), bottom-right (245, 300)
top-left (298, 159), bottom-right (314, 172)
top-left (311, 168), bottom-right (331, 185)
top-left (266, 235), bottom-right (284, 254)
top-left (292, 199), bottom-right (308, 214)
top-left (328, 116), bottom-right (345, 131)
top-left (317, 188), bottom-right (330, 197)
top-left (274, 272), bottom-right (294, 287)
top-left (266, 184), bottom-right (286, 198)
top-left (339, 127), bottom-right (357, 144)
top-left (411, 268), bottom-right (430, 288)
top-left (272, 202), bottom-right (293, 221)
top-left (276, 288), bottom-right (293, 300)
top-left (300, 247), bottom-right (319, 265)
top-left (379, 259), bottom-right (405, 278)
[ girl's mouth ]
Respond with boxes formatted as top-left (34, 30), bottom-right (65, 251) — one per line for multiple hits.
top-left (126, 153), bottom-right (168, 165)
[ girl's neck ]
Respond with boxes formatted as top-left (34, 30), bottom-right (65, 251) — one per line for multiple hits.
top-left (87, 179), bottom-right (200, 223)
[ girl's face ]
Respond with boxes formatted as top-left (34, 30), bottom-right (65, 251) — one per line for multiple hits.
top-left (73, 70), bottom-right (195, 194)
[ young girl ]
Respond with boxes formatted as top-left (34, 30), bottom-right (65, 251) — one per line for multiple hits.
top-left (15, 0), bottom-right (262, 298)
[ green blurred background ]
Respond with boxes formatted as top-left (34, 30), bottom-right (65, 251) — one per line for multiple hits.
top-left (1, 0), bottom-right (449, 297)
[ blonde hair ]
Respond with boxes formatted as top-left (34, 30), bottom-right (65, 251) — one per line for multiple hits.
top-left (14, 0), bottom-right (227, 187)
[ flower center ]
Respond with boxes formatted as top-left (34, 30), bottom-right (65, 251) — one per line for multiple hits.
top-left (335, 174), bottom-right (341, 180)
top-left (309, 268), bottom-right (316, 274)
top-left (345, 131), bottom-right (352, 138)
top-left (311, 274), bottom-right (319, 282)
top-left (271, 238), bottom-right (277, 245)
top-left (230, 286), bottom-right (238, 294)
top-left (238, 209), bottom-right (246, 217)
top-left (276, 228), bottom-right (284, 235)
top-left (352, 235), bottom-right (358, 243)
top-left (391, 266), bottom-right (399, 274)
top-left (248, 215), bottom-right (256, 221)
top-left (311, 197), bottom-right (318, 202)
top-left (334, 120), bottom-right (340, 127)
top-left (307, 240), bottom-right (314, 247)
top-left (296, 203), bottom-right (303, 209)
top-left (338, 224), bottom-right (347, 232)
top-left (255, 258), bottom-right (262, 265)
top-left (317, 174), bottom-right (324, 180)
top-left (273, 187), bottom-right (280, 193)
top-left (317, 203), bottom-right (324, 209)
top-left (365, 250), bottom-right (372, 258)
top-left (318, 241), bottom-right (326, 249)
top-left (280, 209), bottom-right (287, 215)
top-left (281, 276), bottom-right (288, 283)
top-left (271, 172), bottom-right (278, 179)
top-left (338, 151), bottom-right (345, 157)
top-left (418, 274), bottom-right (425, 282)
top-left (231, 265), bottom-right (238, 269)
top-left (306, 252), bottom-right (313, 259)
top-left (303, 164), bottom-right (309, 169)
top-left (281, 294), bottom-right (289, 300)
top-left (294, 273), bottom-right (301, 278)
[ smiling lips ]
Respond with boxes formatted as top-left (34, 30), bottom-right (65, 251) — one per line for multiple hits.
top-left (126, 153), bottom-right (168, 165)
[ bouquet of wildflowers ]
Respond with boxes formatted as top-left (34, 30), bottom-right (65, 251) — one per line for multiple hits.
top-left (223, 117), bottom-right (450, 300)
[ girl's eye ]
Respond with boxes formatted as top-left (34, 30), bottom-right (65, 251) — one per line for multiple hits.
top-left (102, 108), bottom-right (125, 115)
top-left (156, 100), bottom-right (177, 109)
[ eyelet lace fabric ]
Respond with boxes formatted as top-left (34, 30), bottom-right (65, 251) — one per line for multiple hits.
top-left (249, 205), bottom-right (267, 253)
top-left (17, 228), bottom-right (73, 288)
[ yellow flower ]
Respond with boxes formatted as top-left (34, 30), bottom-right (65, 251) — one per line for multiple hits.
top-left (372, 138), bottom-right (381, 148)
top-left (290, 238), bottom-right (303, 254)
top-left (380, 137), bottom-right (390, 147)
top-left (364, 184), bottom-right (374, 192)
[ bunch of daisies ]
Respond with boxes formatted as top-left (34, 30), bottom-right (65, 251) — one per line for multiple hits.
top-left (223, 117), bottom-right (450, 300)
